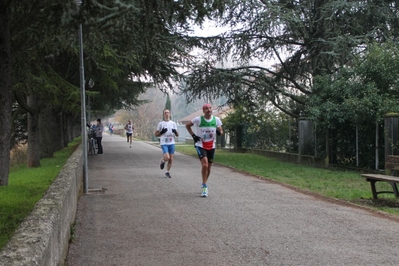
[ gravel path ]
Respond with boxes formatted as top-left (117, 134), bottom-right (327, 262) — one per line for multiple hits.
top-left (65, 134), bottom-right (399, 265)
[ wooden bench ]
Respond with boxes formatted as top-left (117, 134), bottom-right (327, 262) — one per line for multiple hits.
top-left (361, 155), bottom-right (399, 199)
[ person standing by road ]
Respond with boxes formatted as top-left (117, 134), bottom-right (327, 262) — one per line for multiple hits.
top-left (125, 119), bottom-right (134, 148)
top-left (185, 103), bottom-right (223, 197)
top-left (96, 118), bottom-right (104, 155)
top-left (155, 109), bottom-right (179, 178)
top-left (109, 123), bottom-right (114, 136)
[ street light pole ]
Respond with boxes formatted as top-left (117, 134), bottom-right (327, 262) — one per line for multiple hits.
top-left (77, 1), bottom-right (89, 194)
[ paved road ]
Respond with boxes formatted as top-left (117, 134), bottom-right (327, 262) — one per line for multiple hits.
top-left (65, 133), bottom-right (399, 265)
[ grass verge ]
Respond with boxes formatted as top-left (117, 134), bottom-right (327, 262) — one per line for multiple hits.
top-left (174, 144), bottom-right (399, 216)
top-left (0, 138), bottom-right (81, 249)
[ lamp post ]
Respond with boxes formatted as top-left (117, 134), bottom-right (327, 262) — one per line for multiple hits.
top-left (77, 0), bottom-right (88, 194)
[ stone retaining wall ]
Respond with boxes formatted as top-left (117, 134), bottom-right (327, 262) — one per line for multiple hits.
top-left (0, 145), bottom-right (84, 266)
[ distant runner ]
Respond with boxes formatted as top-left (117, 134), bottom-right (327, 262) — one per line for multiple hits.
top-left (125, 120), bottom-right (134, 148)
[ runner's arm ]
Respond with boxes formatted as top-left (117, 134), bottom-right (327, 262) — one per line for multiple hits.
top-left (185, 121), bottom-right (195, 136)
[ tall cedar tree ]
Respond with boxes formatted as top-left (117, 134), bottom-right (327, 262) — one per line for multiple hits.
top-left (180, 0), bottom-right (399, 118)
top-left (0, 0), bottom-right (230, 185)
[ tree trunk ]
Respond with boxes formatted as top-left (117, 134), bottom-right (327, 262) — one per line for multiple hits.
top-left (329, 128), bottom-right (337, 165)
top-left (39, 105), bottom-right (55, 158)
top-left (39, 107), bottom-right (66, 158)
top-left (65, 113), bottom-right (81, 144)
top-left (72, 115), bottom-right (80, 140)
top-left (325, 129), bottom-right (329, 167)
top-left (0, 5), bottom-right (12, 186)
top-left (63, 112), bottom-right (70, 147)
top-left (27, 93), bottom-right (41, 167)
top-left (54, 111), bottom-right (64, 151)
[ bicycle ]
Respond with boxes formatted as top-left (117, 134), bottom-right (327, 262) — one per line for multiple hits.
top-left (88, 130), bottom-right (97, 155)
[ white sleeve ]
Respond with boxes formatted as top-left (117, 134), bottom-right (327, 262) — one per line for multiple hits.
top-left (216, 117), bottom-right (223, 127)
top-left (157, 122), bottom-right (162, 131)
top-left (191, 116), bottom-right (200, 126)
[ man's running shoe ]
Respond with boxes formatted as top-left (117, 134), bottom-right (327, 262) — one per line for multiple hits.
top-left (201, 187), bottom-right (208, 197)
top-left (160, 159), bottom-right (165, 170)
top-left (165, 172), bottom-right (171, 178)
